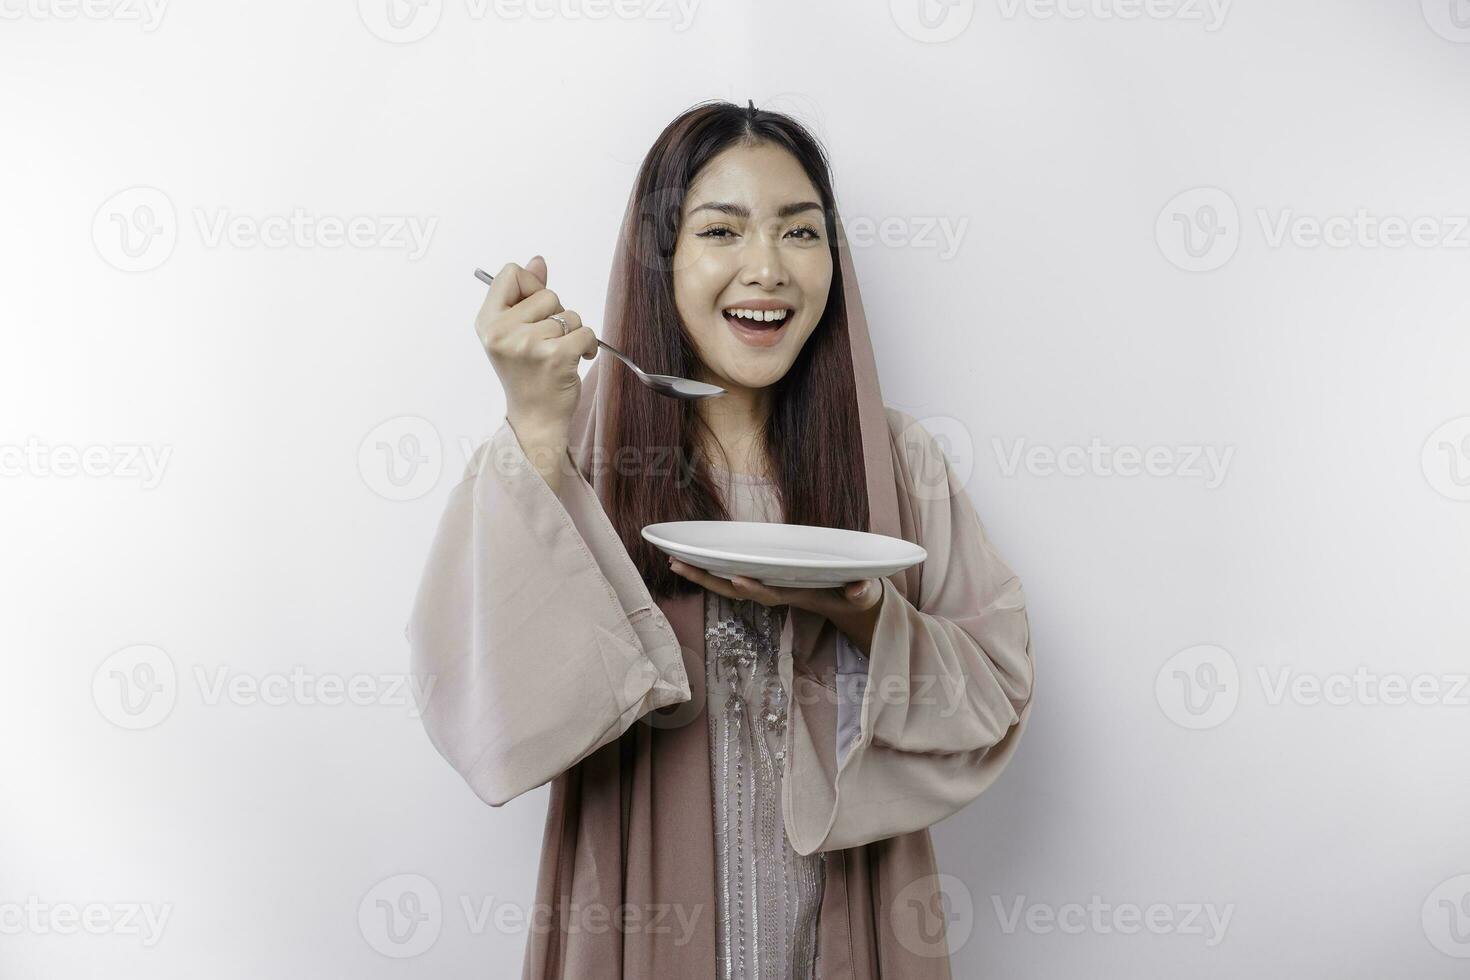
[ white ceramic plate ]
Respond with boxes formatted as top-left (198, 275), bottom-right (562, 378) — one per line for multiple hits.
top-left (641, 520), bottom-right (927, 589)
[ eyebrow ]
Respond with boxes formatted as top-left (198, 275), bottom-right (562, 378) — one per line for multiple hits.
top-left (689, 200), bottom-right (824, 220)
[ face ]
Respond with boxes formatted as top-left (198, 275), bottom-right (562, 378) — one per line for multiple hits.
top-left (671, 142), bottom-right (834, 393)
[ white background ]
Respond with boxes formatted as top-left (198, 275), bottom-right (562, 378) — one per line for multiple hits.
top-left (3, 0), bottom-right (1469, 976)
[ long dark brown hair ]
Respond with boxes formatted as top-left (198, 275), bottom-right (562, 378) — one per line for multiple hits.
top-left (604, 99), bottom-right (870, 599)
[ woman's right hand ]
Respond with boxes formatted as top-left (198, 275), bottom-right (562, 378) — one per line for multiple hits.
top-left (475, 256), bottom-right (599, 444)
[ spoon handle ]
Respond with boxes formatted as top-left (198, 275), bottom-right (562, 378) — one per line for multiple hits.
top-left (594, 337), bottom-right (634, 365)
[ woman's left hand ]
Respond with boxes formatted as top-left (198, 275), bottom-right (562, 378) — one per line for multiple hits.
top-left (668, 557), bottom-right (884, 651)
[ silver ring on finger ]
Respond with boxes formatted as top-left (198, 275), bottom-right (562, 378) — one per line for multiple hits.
top-left (549, 313), bottom-right (571, 336)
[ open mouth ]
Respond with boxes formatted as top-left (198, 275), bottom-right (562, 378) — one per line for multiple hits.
top-left (721, 306), bottom-right (793, 332)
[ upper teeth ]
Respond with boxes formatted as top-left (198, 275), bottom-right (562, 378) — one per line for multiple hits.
top-left (727, 308), bottom-right (789, 323)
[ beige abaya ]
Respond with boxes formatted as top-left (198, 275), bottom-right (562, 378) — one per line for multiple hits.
top-left (407, 186), bottom-right (1035, 979)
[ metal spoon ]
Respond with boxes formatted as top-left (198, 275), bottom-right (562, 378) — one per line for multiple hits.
top-left (474, 268), bottom-right (725, 401)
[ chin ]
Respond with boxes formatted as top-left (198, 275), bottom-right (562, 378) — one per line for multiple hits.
top-left (718, 361), bottom-right (791, 390)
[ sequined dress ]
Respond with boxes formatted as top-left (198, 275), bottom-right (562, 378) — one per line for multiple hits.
top-left (705, 462), bottom-right (828, 980)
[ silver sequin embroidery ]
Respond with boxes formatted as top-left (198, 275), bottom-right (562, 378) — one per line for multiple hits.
top-left (706, 589), bottom-right (827, 980)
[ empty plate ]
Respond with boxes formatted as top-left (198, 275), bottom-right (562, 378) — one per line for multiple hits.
top-left (642, 520), bottom-right (926, 589)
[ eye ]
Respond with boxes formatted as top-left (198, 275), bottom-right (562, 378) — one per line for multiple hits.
top-left (787, 224), bottom-right (821, 241)
top-left (696, 225), bottom-right (736, 239)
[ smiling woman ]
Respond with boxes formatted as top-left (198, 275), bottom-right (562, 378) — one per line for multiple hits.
top-left (407, 99), bottom-right (1034, 980)
top-left (592, 105), bottom-right (874, 590)
top-left (677, 170), bottom-right (828, 355)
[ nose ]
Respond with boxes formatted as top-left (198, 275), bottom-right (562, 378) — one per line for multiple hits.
top-left (738, 228), bottom-right (788, 289)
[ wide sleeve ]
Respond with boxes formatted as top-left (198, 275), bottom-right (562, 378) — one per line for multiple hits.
top-left (783, 410), bottom-right (1035, 855)
top-left (405, 416), bottom-right (691, 807)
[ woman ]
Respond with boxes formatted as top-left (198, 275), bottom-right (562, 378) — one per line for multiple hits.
top-left (407, 100), bottom-right (1035, 980)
